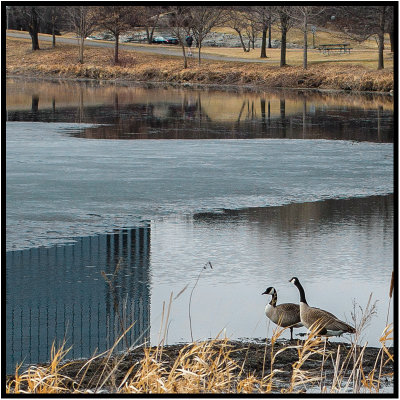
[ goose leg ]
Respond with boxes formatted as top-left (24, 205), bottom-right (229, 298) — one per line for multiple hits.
top-left (290, 327), bottom-right (293, 340)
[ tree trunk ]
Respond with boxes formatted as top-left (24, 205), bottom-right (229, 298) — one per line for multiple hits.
top-left (30, 31), bottom-right (40, 50)
top-left (377, 6), bottom-right (386, 70)
top-left (150, 26), bottom-right (156, 43)
top-left (52, 20), bottom-right (56, 48)
top-left (114, 33), bottom-right (119, 64)
top-left (268, 18), bottom-right (272, 48)
top-left (79, 37), bottom-right (85, 63)
top-left (378, 32), bottom-right (384, 70)
top-left (280, 27), bottom-right (287, 67)
top-left (28, 7), bottom-right (40, 50)
top-left (260, 27), bottom-right (267, 58)
top-left (180, 43), bottom-right (187, 68)
top-left (389, 30), bottom-right (394, 52)
top-left (237, 30), bottom-right (248, 52)
top-left (303, 18), bottom-right (308, 70)
top-left (51, 10), bottom-right (56, 48)
top-left (146, 27), bottom-right (152, 44)
top-left (198, 42), bottom-right (202, 65)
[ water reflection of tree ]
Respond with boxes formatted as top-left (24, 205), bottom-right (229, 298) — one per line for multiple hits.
top-left (76, 86), bottom-right (84, 123)
top-left (6, 82), bottom-right (394, 142)
top-left (7, 79), bottom-right (394, 111)
top-left (193, 195), bottom-right (394, 237)
top-left (31, 94), bottom-right (39, 121)
top-left (260, 98), bottom-right (271, 128)
top-left (302, 97), bottom-right (307, 138)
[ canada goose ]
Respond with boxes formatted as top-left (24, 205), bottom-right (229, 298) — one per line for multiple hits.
top-left (262, 287), bottom-right (302, 340)
top-left (289, 277), bottom-right (356, 336)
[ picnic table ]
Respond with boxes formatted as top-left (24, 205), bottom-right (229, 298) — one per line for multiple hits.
top-left (317, 43), bottom-right (352, 55)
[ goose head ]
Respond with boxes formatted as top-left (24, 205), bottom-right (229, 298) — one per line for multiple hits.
top-left (289, 277), bottom-right (300, 285)
top-left (261, 287), bottom-right (276, 296)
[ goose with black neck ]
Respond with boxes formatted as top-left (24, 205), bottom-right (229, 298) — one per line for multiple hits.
top-left (289, 277), bottom-right (356, 337)
top-left (262, 286), bottom-right (302, 340)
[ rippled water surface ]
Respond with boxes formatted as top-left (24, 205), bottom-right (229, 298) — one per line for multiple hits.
top-left (6, 78), bottom-right (394, 375)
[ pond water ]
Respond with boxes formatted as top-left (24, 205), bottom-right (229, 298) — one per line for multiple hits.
top-left (5, 78), bottom-right (394, 375)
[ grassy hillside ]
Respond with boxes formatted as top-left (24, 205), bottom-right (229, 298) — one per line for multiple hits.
top-left (6, 35), bottom-right (393, 92)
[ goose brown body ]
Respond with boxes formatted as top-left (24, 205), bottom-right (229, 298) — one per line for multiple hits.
top-left (299, 303), bottom-right (356, 335)
top-left (290, 277), bottom-right (356, 336)
top-left (262, 287), bottom-right (302, 340)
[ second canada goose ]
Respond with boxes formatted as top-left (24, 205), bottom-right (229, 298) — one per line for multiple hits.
top-left (289, 277), bottom-right (356, 336)
top-left (262, 287), bottom-right (302, 340)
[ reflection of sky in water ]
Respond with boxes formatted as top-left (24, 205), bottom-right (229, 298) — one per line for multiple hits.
top-left (149, 198), bottom-right (393, 347)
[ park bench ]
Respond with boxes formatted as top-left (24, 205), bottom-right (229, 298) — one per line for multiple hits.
top-left (317, 43), bottom-right (352, 55)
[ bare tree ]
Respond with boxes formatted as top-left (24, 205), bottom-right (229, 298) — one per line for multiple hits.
top-left (10, 6), bottom-right (66, 48)
top-left (95, 6), bottom-right (133, 64)
top-left (290, 6), bottom-right (325, 69)
top-left (13, 6), bottom-right (42, 50)
top-left (377, 6), bottom-right (387, 70)
top-left (248, 6), bottom-right (273, 58)
top-left (190, 6), bottom-right (226, 65)
top-left (268, 13), bottom-right (272, 48)
top-left (227, 8), bottom-right (251, 53)
top-left (49, 7), bottom-right (58, 48)
top-left (273, 6), bottom-right (295, 67)
top-left (244, 18), bottom-right (258, 50)
top-left (168, 6), bottom-right (192, 69)
top-left (68, 6), bottom-right (97, 64)
top-left (140, 6), bottom-right (164, 44)
top-left (385, 6), bottom-right (394, 53)
top-left (330, 6), bottom-right (392, 70)
top-left (42, 6), bottom-right (65, 48)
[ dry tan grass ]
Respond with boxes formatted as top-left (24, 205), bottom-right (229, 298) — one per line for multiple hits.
top-left (5, 322), bottom-right (393, 394)
top-left (5, 341), bottom-right (75, 394)
top-left (6, 37), bottom-right (393, 92)
top-left (197, 45), bottom-right (393, 70)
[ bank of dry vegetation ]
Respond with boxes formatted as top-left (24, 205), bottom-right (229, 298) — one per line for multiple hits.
top-left (6, 37), bottom-right (394, 92)
top-left (5, 326), bottom-right (394, 395)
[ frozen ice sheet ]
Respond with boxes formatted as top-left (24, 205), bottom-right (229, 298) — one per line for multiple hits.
top-left (6, 122), bottom-right (393, 250)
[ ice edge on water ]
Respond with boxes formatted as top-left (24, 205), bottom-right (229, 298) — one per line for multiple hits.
top-left (6, 122), bottom-right (394, 251)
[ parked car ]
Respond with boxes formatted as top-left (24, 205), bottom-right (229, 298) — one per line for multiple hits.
top-left (152, 36), bottom-right (179, 45)
top-left (165, 37), bottom-right (179, 45)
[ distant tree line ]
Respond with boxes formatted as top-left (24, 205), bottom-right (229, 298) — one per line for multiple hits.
top-left (7, 5), bottom-right (395, 70)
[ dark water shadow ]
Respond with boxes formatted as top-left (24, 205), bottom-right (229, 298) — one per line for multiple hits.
top-left (6, 226), bottom-right (151, 375)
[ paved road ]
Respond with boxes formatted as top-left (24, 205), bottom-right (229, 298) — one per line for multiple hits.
top-left (7, 31), bottom-right (274, 63)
